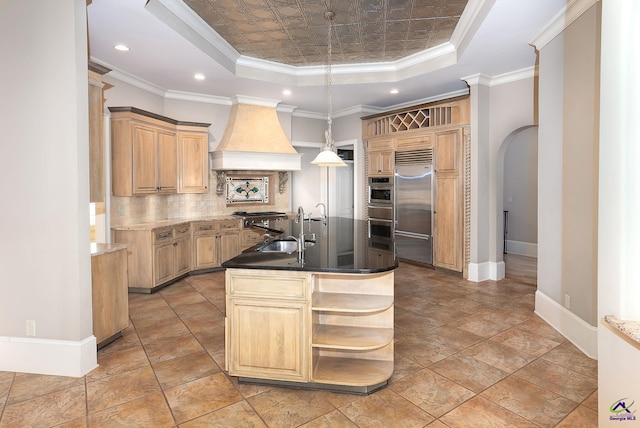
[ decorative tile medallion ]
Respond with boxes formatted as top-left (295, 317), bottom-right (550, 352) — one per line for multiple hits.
top-left (226, 177), bottom-right (269, 204)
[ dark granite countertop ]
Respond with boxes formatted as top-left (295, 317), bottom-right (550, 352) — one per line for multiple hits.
top-left (222, 217), bottom-right (398, 274)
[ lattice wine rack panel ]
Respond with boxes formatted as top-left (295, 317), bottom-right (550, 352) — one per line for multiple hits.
top-left (366, 106), bottom-right (454, 137)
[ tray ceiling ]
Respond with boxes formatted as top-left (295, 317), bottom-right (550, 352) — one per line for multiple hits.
top-left (183, 0), bottom-right (468, 66)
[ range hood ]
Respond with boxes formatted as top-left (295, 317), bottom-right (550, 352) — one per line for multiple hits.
top-left (210, 98), bottom-right (302, 171)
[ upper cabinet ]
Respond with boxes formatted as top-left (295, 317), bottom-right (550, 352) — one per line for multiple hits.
top-left (109, 107), bottom-right (210, 196)
top-left (88, 62), bottom-right (110, 202)
top-left (177, 129), bottom-right (209, 193)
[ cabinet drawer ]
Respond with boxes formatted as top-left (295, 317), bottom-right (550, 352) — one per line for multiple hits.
top-left (153, 228), bottom-right (174, 243)
top-left (194, 222), bottom-right (217, 233)
top-left (227, 270), bottom-right (310, 300)
top-left (218, 220), bottom-right (240, 231)
top-left (174, 224), bottom-right (191, 237)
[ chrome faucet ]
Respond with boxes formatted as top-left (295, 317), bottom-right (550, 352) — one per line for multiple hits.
top-left (296, 206), bottom-right (305, 262)
top-left (315, 202), bottom-right (327, 224)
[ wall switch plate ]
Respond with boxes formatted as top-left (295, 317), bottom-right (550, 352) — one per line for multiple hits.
top-left (564, 294), bottom-right (571, 309)
top-left (26, 320), bottom-right (36, 336)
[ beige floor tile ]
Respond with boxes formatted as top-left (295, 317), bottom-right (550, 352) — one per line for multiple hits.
top-left (555, 405), bottom-right (598, 427)
top-left (455, 313), bottom-right (512, 338)
top-left (142, 332), bottom-right (205, 364)
top-left (86, 343), bottom-right (150, 381)
top-left (388, 354), bottom-right (425, 383)
top-left (429, 353), bottom-right (509, 393)
top-left (481, 376), bottom-right (578, 427)
top-left (7, 373), bottom-right (84, 406)
top-left (489, 326), bottom-right (562, 357)
top-left (86, 366), bottom-right (161, 413)
top-left (390, 368), bottom-right (475, 417)
top-left (339, 387), bottom-right (434, 427)
top-left (299, 409), bottom-right (358, 428)
top-left (541, 341), bottom-right (598, 379)
top-left (582, 390), bottom-right (598, 411)
top-left (0, 384), bottom-right (86, 428)
top-left (460, 340), bottom-right (536, 373)
top-left (179, 400), bottom-right (267, 427)
top-left (88, 392), bottom-right (175, 427)
top-left (192, 324), bottom-right (226, 351)
top-left (514, 358), bottom-right (598, 403)
top-left (164, 372), bottom-right (243, 424)
top-left (135, 316), bottom-right (192, 345)
top-left (509, 315), bottom-right (567, 343)
top-left (439, 395), bottom-right (538, 428)
top-left (152, 350), bottom-right (221, 389)
top-left (247, 387), bottom-right (337, 428)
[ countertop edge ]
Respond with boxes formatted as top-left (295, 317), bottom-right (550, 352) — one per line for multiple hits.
top-left (91, 243), bottom-right (128, 256)
top-left (602, 315), bottom-right (640, 351)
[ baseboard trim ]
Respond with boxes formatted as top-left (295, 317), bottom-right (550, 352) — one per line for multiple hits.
top-left (468, 261), bottom-right (505, 282)
top-left (506, 240), bottom-right (538, 257)
top-left (0, 335), bottom-right (98, 377)
top-left (535, 290), bottom-right (598, 359)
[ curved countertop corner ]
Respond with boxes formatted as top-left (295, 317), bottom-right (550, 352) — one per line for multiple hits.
top-left (222, 217), bottom-right (398, 274)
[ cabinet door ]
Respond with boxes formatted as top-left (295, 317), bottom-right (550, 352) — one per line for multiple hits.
top-left (132, 124), bottom-right (158, 194)
top-left (194, 234), bottom-right (216, 270)
top-left (433, 175), bottom-right (461, 271)
top-left (228, 299), bottom-right (308, 382)
top-left (174, 237), bottom-right (191, 276)
top-left (157, 130), bottom-right (177, 193)
top-left (154, 242), bottom-right (175, 286)
top-left (434, 129), bottom-right (461, 173)
top-left (218, 232), bottom-right (240, 265)
top-left (178, 132), bottom-right (208, 193)
top-left (368, 150), bottom-right (393, 176)
top-left (241, 229), bottom-right (266, 250)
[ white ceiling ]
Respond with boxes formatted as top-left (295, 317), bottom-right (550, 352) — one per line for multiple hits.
top-left (86, 0), bottom-right (565, 115)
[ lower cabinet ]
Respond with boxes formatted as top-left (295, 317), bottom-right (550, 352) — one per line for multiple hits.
top-left (225, 268), bottom-right (394, 392)
top-left (240, 228), bottom-right (267, 250)
top-left (91, 244), bottom-right (129, 348)
top-left (113, 223), bottom-right (192, 293)
top-left (192, 220), bottom-right (241, 270)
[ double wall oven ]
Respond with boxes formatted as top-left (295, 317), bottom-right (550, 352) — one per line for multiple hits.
top-left (367, 177), bottom-right (393, 252)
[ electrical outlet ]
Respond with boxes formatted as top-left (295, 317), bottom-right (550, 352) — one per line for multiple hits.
top-left (26, 320), bottom-right (36, 337)
top-left (564, 294), bottom-right (571, 309)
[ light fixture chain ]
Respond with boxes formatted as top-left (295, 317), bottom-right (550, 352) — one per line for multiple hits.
top-left (326, 10), bottom-right (334, 150)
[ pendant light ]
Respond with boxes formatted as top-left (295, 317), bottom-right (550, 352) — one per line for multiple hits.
top-left (311, 11), bottom-right (346, 167)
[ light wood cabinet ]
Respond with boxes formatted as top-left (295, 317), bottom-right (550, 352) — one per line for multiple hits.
top-left (91, 244), bottom-right (129, 348)
top-left (240, 228), bottom-right (267, 250)
top-left (192, 220), bottom-right (241, 270)
top-left (433, 129), bottom-right (464, 271)
top-left (177, 130), bottom-right (209, 193)
top-left (88, 64), bottom-right (109, 203)
top-left (110, 107), bottom-right (209, 196)
top-left (367, 139), bottom-right (394, 177)
top-left (112, 223), bottom-right (192, 292)
top-left (226, 269), bottom-right (311, 382)
top-left (225, 268), bottom-right (394, 393)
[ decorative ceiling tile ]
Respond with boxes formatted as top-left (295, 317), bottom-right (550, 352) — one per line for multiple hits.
top-left (183, 0), bottom-right (468, 66)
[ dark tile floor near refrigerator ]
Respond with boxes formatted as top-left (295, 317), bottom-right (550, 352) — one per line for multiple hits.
top-left (0, 255), bottom-right (597, 427)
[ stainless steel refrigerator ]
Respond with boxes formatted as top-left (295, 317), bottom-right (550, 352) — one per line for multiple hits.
top-left (394, 163), bottom-right (433, 264)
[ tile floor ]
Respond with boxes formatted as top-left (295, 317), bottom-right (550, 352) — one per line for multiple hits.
top-left (0, 257), bottom-right (598, 427)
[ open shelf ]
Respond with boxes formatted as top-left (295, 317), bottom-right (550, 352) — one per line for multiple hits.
top-left (312, 356), bottom-right (394, 386)
top-left (312, 324), bottom-right (393, 350)
top-left (312, 292), bottom-right (393, 313)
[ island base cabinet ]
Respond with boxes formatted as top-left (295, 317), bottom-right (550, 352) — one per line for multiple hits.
top-left (225, 268), bottom-right (394, 394)
top-left (225, 269), bottom-right (311, 383)
top-left (227, 299), bottom-right (308, 382)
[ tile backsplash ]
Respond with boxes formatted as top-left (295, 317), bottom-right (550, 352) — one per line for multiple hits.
top-left (110, 171), bottom-right (291, 226)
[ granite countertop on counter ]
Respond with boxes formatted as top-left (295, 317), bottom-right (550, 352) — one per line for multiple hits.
top-left (603, 315), bottom-right (640, 351)
top-left (222, 217), bottom-right (398, 274)
top-left (90, 242), bottom-right (128, 256)
top-left (110, 215), bottom-right (242, 231)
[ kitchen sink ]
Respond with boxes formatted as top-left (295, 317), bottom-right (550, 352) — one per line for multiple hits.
top-left (256, 238), bottom-right (315, 253)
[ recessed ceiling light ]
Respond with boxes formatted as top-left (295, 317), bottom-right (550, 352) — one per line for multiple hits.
top-left (114, 44), bottom-right (130, 52)
top-left (282, 89), bottom-right (292, 96)
top-left (194, 73), bottom-right (205, 80)
top-left (390, 89), bottom-right (399, 94)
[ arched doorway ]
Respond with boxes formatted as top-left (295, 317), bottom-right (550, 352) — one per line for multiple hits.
top-left (497, 125), bottom-right (538, 285)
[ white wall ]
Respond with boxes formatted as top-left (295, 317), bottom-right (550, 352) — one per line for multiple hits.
top-left (0, 0), bottom-right (96, 376)
top-left (597, 1), bottom-right (640, 425)
top-left (534, 1), bottom-right (599, 358)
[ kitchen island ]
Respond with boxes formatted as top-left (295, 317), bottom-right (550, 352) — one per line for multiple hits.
top-left (222, 216), bottom-right (397, 394)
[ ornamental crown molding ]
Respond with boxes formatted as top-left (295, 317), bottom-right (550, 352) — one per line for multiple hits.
top-left (530, 0), bottom-right (600, 50)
